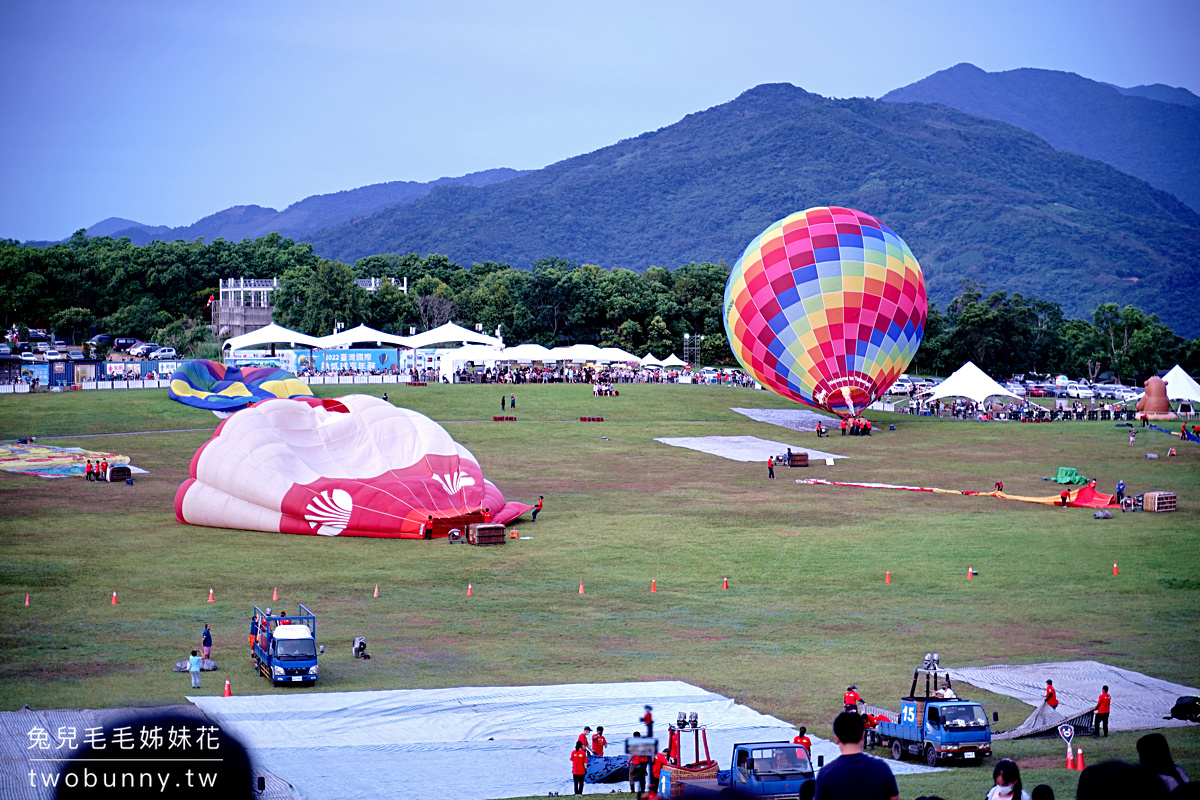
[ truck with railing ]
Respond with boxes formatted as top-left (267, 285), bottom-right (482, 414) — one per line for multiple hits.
top-left (873, 657), bottom-right (993, 767)
top-left (251, 604), bottom-right (323, 686)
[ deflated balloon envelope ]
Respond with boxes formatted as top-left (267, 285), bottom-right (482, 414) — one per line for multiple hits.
top-left (724, 206), bottom-right (927, 416)
top-left (175, 395), bottom-right (531, 539)
top-left (168, 360), bottom-right (314, 416)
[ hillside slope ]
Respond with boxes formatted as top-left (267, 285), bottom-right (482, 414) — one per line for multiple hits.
top-left (883, 63), bottom-right (1200, 212)
top-left (307, 83), bottom-right (1200, 335)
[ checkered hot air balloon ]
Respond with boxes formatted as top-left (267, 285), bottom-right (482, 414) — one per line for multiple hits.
top-left (723, 207), bottom-right (927, 417)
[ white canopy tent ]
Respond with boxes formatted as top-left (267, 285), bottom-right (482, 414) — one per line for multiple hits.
top-left (597, 346), bottom-right (640, 363)
top-left (660, 354), bottom-right (688, 368)
top-left (639, 353), bottom-right (664, 367)
top-left (316, 324), bottom-right (414, 349)
top-left (440, 344), bottom-right (505, 364)
top-left (925, 361), bottom-right (1020, 404)
top-left (550, 344), bottom-right (606, 363)
top-left (223, 323), bottom-right (327, 352)
top-left (498, 343), bottom-right (556, 362)
top-left (405, 322), bottom-right (502, 350)
top-left (1163, 365), bottom-right (1200, 403)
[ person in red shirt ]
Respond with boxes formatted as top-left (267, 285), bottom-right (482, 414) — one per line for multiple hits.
top-left (767, 457), bottom-right (775, 480)
top-left (84, 460), bottom-right (94, 482)
top-left (649, 748), bottom-right (671, 796)
top-left (793, 726), bottom-right (812, 760)
top-left (482, 507), bottom-right (492, 523)
top-left (99, 460), bottom-right (108, 481)
top-left (641, 705), bottom-right (654, 738)
top-left (591, 726), bottom-right (607, 757)
top-left (576, 726), bottom-right (593, 753)
top-left (843, 686), bottom-right (863, 712)
top-left (532, 495), bottom-right (544, 521)
top-left (1060, 489), bottom-right (1070, 507)
top-left (1094, 685), bottom-right (1111, 737)
top-left (570, 741), bottom-right (588, 795)
top-left (840, 418), bottom-right (847, 436)
top-left (1045, 679), bottom-right (1058, 708)
top-left (628, 732), bottom-right (649, 797)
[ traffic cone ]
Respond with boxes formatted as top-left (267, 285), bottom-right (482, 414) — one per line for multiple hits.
top-left (885, 570), bottom-right (891, 584)
top-left (207, 588), bottom-right (215, 603)
top-left (578, 581), bottom-right (585, 595)
top-left (651, 579), bottom-right (657, 593)
top-left (272, 586), bottom-right (278, 601)
top-left (467, 582), bottom-right (473, 597)
top-left (25, 592), bottom-right (30, 606)
top-left (223, 679), bottom-right (232, 697)
top-left (510, 530), bottom-right (518, 539)
top-left (967, 566), bottom-right (974, 579)
top-left (1066, 746), bottom-right (1075, 770)
top-left (1113, 562), bottom-right (1119, 576)
top-left (111, 591), bottom-right (118, 605)
top-left (1076, 747), bottom-right (1085, 770)
top-left (722, 577), bottom-right (729, 590)
top-left (373, 584), bottom-right (379, 599)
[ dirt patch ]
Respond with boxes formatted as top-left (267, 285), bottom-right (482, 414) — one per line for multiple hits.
top-left (1016, 756), bottom-right (1067, 769)
top-left (0, 659), bottom-right (125, 682)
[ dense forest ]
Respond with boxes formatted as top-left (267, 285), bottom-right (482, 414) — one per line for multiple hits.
top-left (2, 233), bottom-right (1198, 383)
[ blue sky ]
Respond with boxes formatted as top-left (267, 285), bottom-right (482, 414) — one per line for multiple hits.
top-left (1, 0), bottom-right (1197, 241)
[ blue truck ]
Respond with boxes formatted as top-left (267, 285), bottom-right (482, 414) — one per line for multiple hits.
top-left (251, 604), bottom-right (323, 686)
top-left (665, 740), bottom-right (815, 798)
top-left (873, 662), bottom-right (993, 767)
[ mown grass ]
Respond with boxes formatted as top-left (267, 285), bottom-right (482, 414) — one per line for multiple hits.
top-left (1, 384), bottom-right (1197, 800)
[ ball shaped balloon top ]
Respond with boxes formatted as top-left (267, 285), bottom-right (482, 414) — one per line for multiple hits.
top-left (724, 206), bottom-right (927, 417)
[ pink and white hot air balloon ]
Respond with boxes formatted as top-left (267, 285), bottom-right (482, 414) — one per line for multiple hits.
top-left (174, 395), bottom-right (531, 539)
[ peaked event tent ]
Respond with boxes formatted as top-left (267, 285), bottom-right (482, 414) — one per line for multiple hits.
top-left (404, 322), bottom-right (502, 350)
top-left (1163, 365), bottom-right (1200, 403)
top-left (925, 362), bottom-right (1020, 404)
top-left (223, 323), bottom-right (327, 352)
top-left (316, 324), bottom-right (413, 349)
top-left (660, 354), bottom-right (688, 368)
top-left (498, 343), bottom-right (555, 362)
top-left (640, 353), bottom-right (664, 367)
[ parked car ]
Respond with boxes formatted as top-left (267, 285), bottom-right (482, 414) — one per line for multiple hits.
top-left (44, 349), bottom-right (66, 361)
top-left (1003, 382), bottom-right (1027, 396)
top-left (68, 351), bottom-right (85, 360)
top-left (20, 352), bottom-right (37, 362)
top-left (113, 337), bottom-right (141, 351)
top-left (1026, 384), bottom-right (1047, 397)
top-left (128, 342), bottom-right (159, 357)
top-left (0, 344), bottom-right (10, 356)
top-left (87, 334), bottom-right (114, 347)
top-left (147, 346), bottom-right (178, 360)
top-left (1066, 382), bottom-right (1095, 399)
top-left (35, 342), bottom-right (51, 353)
top-left (888, 377), bottom-right (916, 395)
top-left (1114, 386), bottom-right (1141, 402)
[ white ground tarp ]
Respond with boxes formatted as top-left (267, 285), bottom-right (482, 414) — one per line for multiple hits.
top-left (731, 407), bottom-right (838, 432)
top-left (655, 435), bottom-right (847, 463)
top-left (949, 660), bottom-right (1199, 734)
top-left (189, 681), bottom-right (933, 800)
top-left (926, 362), bottom-right (1020, 404)
top-left (1163, 365), bottom-right (1200, 403)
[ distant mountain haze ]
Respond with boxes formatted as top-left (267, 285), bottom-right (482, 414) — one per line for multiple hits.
top-left (883, 63), bottom-right (1200, 212)
top-left (306, 82), bottom-right (1200, 335)
top-left (87, 168), bottom-right (529, 245)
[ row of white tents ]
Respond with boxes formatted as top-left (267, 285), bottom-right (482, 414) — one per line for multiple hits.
top-left (223, 321), bottom-right (689, 367)
top-left (925, 361), bottom-right (1200, 405)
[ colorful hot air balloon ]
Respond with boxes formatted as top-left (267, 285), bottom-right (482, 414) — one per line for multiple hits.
top-left (175, 395), bottom-right (531, 539)
top-left (169, 360), bottom-right (313, 416)
top-left (724, 206), bottom-right (927, 416)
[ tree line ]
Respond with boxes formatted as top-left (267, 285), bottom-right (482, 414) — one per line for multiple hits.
top-left (2, 233), bottom-right (1197, 382)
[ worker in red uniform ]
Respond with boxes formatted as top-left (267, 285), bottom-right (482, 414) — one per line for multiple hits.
top-left (840, 418), bottom-right (847, 436)
top-left (532, 495), bottom-right (544, 521)
top-left (99, 460), bottom-right (108, 481)
top-left (482, 507), bottom-right (492, 523)
top-left (844, 685), bottom-right (863, 713)
top-left (1094, 685), bottom-right (1111, 737)
top-left (1060, 489), bottom-right (1070, 507)
top-left (641, 705), bottom-right (654, 738)
top-left (793, 726), bottom-right (812, 760)
top-left (1045, 679), bottom-right (1058, 708)
top-left (648, 748), bottom-right (671, 797)
top-left (84, 460), bottom-right (94, 482)
top-left (628, 732), bottom-right (649, 797)
top-left (576, 726), bottom-right (593, 753)
top-left (591, 726), bottom-right (607, 756)
top-left (994, 480), bottom-right (1004, 492)
top-left (570, 740), bottom-right (588, 795)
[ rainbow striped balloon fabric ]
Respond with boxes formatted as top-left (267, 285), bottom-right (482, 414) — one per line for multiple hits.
top-left (724, 207), bottom-right (927, 416)
top-left (169, 360), bottom-right (313, 415)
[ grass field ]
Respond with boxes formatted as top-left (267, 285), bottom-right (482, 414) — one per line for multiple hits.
top-left (2, 383), bottom-right (1198, 799)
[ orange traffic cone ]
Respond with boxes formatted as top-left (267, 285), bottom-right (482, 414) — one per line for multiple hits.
top-left (373, 584), bottom-right (379, 599)
top-left (967, 566), bottom-right (974, 579)
top-left (223, 679), bottom-right (232, 697)
top-left (467, 582), bottom-right (473, 597)
top-left (25, 592), bottom-right (30, 606)
top-left (651, 579), bottom-right (657, 593)
top-left (510, 531), bottom-right (518, 539)
top-left (885, 570), bottom-right (891, 584)
top-left (207, 588), bottom-right (215, 603)
top-left (111, 591), bottom-right (118, 605)
top-left (1066, 747), bottom-right (1076, 770)
top-left (1113, 562), bottom-right (1119, 576)
top-left (1076, 747), bottom-right (1085, 770)
top-left (578, 581), bottom-right (585, 595)
top-left (272, 586), bottom-right (278, 601)
top-left (722, 577), bottom-right (729, 590)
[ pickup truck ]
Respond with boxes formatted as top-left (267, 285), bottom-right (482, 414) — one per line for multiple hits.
top-left (873, 666), bottom-right (992, 767)
top-left (251, 604), bottom-right (323, 686)
top-left (669, 740), bottom-right (814, 799)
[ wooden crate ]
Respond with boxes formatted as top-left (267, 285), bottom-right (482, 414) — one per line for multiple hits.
top-left (1144, 491), bottom-right (1177, 513)
top-left (467, 523), bottom-right (507, 546)
top-left (788, 452), bottom-right (809, 468)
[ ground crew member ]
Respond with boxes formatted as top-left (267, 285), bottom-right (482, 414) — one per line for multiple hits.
top-left (767, 457), bottom-right (775, 479)
top-left (84, 460), bottom-right (94, 482)
top-left (816, 422), bottom-right (823, 437)
top-left (1060, 490), bottom-right (1070, 507)
top-left (1094, 686), bottom-right (1111, 737)
top-left (1115, 480), bottom-right (1126, 503)
top-left (864, 419), bottom-right (872, 436)
top-left (995, 480), bottom-right (1004, 492)
top-left (99, 459), bottom-right (108, 480)
top-left (591, 726), bottom-right (607, 757)
top-left (532, 496), bottom-right (544, 521)
top-left (577, 726), bottom-right (593, 753)
top-left (793, 726), bottom-right (812, 759)
top-left (482, 507), bottom-right (492, 523)
top-left (1045, 679), bottom-right (1058, 708)
top-left (641, 706), bottom-right (654, 738)
top-left (649, 748), bottom-right (670, 796)
top-left (570, 740), bottom-right (588, 795)
top-left (844, 686), bottom-right (863, 712)
top-left (628, 732), bottom-right (648, 797)
top-left (840, 418), bottom-right (847, 436)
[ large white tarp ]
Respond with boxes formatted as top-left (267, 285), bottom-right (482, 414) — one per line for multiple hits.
top-left (189, 681), bottom-right (932, 800)
top-left (655, 435), bottom-right (847, 463)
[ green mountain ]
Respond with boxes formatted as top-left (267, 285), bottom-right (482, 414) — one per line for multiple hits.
top-left (308, 83), bottom-right (1200, 336)
top-left (883, 63), bottom-right (1200, 211)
